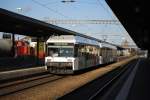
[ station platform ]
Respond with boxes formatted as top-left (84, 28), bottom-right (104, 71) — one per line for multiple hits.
top-left (0, 56), bottom-right (46, 81)
top-left (0, 56), bottom-right (44, 72)
top-left (115, 58), bottom-right (150, 100)
top-left (0, 66), bottom-right (46, 81)
top-left (126, 58), bottom-right (150, 100)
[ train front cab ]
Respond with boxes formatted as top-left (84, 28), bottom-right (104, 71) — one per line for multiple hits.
top-left (45, 43), bottom-right (75, 74)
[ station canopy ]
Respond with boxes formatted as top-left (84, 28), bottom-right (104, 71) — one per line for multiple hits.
top-left (106, 0), bottom-right (150, 50)
top-left (0, 8), bottom-right (124, 49)
top-left (0, 8), bottom-right (88, 38)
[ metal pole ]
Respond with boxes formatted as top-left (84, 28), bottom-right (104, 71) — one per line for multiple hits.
top-left (12, 33), bottom-right (15, 57)
top-left (36, 38), bottom-right (39, 65)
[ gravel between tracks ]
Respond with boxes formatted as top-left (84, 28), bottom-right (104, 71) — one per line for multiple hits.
top-left (0, 56), bottom-right (138, 100)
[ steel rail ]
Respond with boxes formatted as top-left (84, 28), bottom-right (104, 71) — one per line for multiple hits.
top-left (88, 60), bottom-right (138, 100)
top-left (0, 73), bottom-right (66, 96)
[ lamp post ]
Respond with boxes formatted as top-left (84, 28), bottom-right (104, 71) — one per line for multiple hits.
top-left (16, 7), bottom-right (23, 14)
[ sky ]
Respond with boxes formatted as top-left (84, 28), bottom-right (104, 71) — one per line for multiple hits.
top-left (0, 0), bottom-right (136, 46)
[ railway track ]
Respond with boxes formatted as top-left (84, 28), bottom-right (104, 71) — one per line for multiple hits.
top-left (59, 59), bottom-right (139, 100)
top-left (88, 60), bottom-right (138, 100)
top-left (0, 73), bottom-right (66, 96)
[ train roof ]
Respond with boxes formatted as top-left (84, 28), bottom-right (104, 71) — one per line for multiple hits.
top-left (100, 42), bottom-right (117, 49)
top-left (46, 35), bottom-right (120, 49)
top-left (46, 35), bottom-right (100, 46)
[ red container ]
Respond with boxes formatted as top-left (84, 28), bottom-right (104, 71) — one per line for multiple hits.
top-left (17, 46), bottom-right (27, 56)
top-left (16, 41), bottom-right (26, 46)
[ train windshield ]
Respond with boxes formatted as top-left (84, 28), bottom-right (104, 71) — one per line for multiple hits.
top-left (47, 46), bottom-right (74, 57)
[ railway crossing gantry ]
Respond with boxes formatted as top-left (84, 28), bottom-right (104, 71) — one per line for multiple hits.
top-left (43, 19), bottom-right (120, 25)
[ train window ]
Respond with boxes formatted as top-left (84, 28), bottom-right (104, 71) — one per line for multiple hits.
top-left (74, 44), bottom-right (78, 57)
top-left (99, 48), bottom-right (102, 56)
top-left (59, 47), bottom-right (74, 57)
top-left (47, 48), bottom-right (59, 57)
top-left (89, 48), bottom-right (93, 52)
top-left (47, 45), bottom-right (74, 57)
top-left (77, 44), bottom-right (84, 57)
top-left (2, 33), bottom-right (11, 39)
